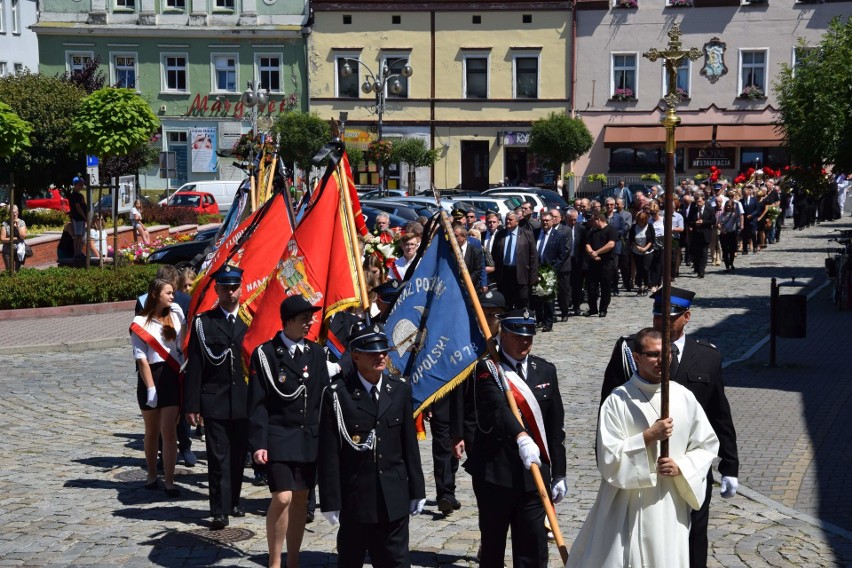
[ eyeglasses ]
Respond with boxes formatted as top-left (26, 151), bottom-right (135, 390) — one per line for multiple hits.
top-left (636, 351), bottom-right (666, 359)
top-left (466, 214), bottom-right (476, 219)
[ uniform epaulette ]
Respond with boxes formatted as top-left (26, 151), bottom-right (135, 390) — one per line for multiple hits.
top-left (694, 338), bottom-right (718, 350)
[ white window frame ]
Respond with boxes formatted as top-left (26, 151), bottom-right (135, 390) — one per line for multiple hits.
top-left (791, 45), bottom-right (816, 77)
top-left (110, 52), bottom-right (139, 91)
top-left (66, 51), bottom-right (94, 74)
top-left (463, 53), bottom-right (490, 100)
top-left (660, 58), bottom-right (691, 98)
top-left (211, 53), bottom-right (239, 94)
top-left (114, 0), bottom-right (135, 10)
top-left (334, 52), bottom-right (361, 98)
top-left (161, 52), bottom-right (189, 93)
top-left (215, 0), bottom-right (235, 10)
top-left (13, 62), bottom-right (22, 75)
top-left (738, 48), bottom-right (768, 94)
top-left (255, 53), bottom-right (284, 94)
top-left (611, 52), bottom-right (638, 98)
top-left (0, 62), bottom-right (7, 77)
top-left (512, 51), bottom-right (540, 100)
top-left (0, 0), bottom-right (5, 34)
top-left (164, 0), bottom-right (186, 10)
top-left (382, 52), bottom-right (412, 99)
top-left (11, 0), bottom-right (20, 34)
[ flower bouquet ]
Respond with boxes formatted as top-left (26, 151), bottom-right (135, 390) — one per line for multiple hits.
top-left (532, 265), bottom-right (557, 298)
top-left (617, 0), bottom-right (638, 7)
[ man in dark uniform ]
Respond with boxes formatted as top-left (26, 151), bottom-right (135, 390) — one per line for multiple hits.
top-left (318, 323), bottom-right (426, 568)
top-left (600, 287), bottom-right (739, 568)
top-left (248, 295), bottom-right (330, 568)
top-left (463, 309), bottom-right (567, 568)
top-left (184, 264), bottom-right (249, 530)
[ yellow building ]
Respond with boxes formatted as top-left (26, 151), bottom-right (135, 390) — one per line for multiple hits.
top-left (309, 0), bottom-right (571, 192)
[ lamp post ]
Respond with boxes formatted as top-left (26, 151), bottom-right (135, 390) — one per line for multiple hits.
top-left (341, 58), bottom-right (413, 197)
top-left (240, 81), bottom-right (268, 138)
top-left (643, 23), bottom-right (701, 457)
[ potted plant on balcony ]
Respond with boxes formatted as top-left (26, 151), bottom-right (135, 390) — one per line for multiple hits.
top-left (611, 88), bottom-right (635, 101)
top-left (616, 0), bottom-right (638, 8)
top-left (738, 85), bottom-right (766, 100)
top-left (668, 0), bottom-right (693, 7)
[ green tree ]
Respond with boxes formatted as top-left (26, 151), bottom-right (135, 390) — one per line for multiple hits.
top-left (69, 88), bottom-right (160, 158)
top-left (774, 17), bottom-right (852, 196)
top-left (272, 111), bottom-right (331, 173)
top-left (345, 146), bottom-right (365, 171)
top-left (0, 101), bottom-right (32, 158)
top-left (0, 72), bottom-right (85, 191)
top-left (529, 112), bottom-right (594, 180)
top-left (389, 137), bottom-right (441, 193)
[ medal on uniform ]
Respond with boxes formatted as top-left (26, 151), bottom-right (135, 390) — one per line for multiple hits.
top-left (352, 435), bottom-right (361, 443)
top-left (278, 372), bottom-right (286, 384)
top-left (302, 365), bottom-right (309, 379)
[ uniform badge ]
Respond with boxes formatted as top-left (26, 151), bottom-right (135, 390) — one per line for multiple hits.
top-left (523, 308), bottom-right (530, 319)
top-left (278, 372), bottom-right (286, 384)
top-left (352, 435), bottom-right (361, 443)
top-left (302, 366), bottom-right (310, 379)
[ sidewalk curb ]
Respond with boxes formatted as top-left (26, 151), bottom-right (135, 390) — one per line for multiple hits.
top-left (3, 337), bottom-right (130, 356)
top-left (0, 300), bottom-right (136, 321)
top-left (737, 484), bottom-right (852, 541)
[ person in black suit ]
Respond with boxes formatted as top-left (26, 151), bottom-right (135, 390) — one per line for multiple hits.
top-left (492, 212), bottom-right (538, 309)
top-left (600, 287), bottom-right (739, 568)
top-left (463, 310), bottom-right (567, 568)
top-left (740, 185), bottom-right (759, 254)
top-left (687, 194), bottom-right (715, 278)
top-left (318, 323), bottom-right (426, 568)
top-left (533, 212), bottom-right (566, 331)
top-left (184, 264), bottom-right (249, 530)
top-left (248, 295), bottom-right (331, 568)
top-left (454, 225), bottom-right (484, 291)
top-left (563, 209), bottom-right (587, 316)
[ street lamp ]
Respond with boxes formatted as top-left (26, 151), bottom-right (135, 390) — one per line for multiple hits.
top-left (341, 58), bottom-right (413, 196)
top-left (643, 23), bottom-right (701, 458)
top-left (240, 81), bottom-right (268, 138)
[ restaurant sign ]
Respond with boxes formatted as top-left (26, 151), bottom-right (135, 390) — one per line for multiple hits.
top-left (688, 146), bottom-right (735, 169)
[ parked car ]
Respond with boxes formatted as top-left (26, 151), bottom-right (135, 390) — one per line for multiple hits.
top-left (158, 180), bottom-right (242, 213)
top-left (359, 199), bottom-right (421, 221)
top-left (358, 189), bottom-right (407, 200)
top-left (450, 195), bottom-right (523, 220)
top-left (25, 188), bottom-right (70, 213)
top-left (147, 226), bottom-right (221, 266)
top-left (361, 205), bottom-right (409, 230)
top-left (483, 189), bottom-right (551, 214)
top-left (485, 187), bottom-right (570, 211)
top-left (387, 196), bottom-right (457, 213)
top-left (95, 194), bottom-right (153, 218)
top-left (163, 191), bottom-right (220, 215)
top-left (591, 182), bottom-right (656, 205)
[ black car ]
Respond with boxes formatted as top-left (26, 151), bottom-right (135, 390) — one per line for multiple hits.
top-left (146, 226), bottom-right (221, 267)
top-left (361, 205), bottom-right (409, 230)
top-left (360, 199), bottom-right (421, 221)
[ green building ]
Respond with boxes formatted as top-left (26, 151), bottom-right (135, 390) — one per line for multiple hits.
top-left (33, 0), bottom-right (310, 190)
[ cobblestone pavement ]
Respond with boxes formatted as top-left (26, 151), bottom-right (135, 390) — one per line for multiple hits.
top-left (0, 218), bottom-right (851, 567)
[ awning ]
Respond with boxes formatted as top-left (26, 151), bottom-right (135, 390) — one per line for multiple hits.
top-left (715, 124), bottom-right (782, 146)
top-left (603, 125), bottom-right (714, 146)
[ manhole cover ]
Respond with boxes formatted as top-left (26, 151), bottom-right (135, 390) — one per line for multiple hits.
top-left (112, 467), bottom-right (194, 482)
top-left (187, 527), bottom-right (255, 543)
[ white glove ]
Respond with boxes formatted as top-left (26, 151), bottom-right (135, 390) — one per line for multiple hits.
top-left (550, 477), bottom-right (568, 505)
top-left (517, 435), bottom-right (541, 470)
top-left (322, 510), bottom-right (340, 525)
top-left (720, 476), bottom-right (739, 498)
top-left (145, 387), bottom-right (158, 408)
top-left (409, 498), bottom-right (426, 516)
top-left (326, 361), bottom-right (342, 377)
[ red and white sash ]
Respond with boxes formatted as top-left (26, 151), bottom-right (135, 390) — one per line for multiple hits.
top-left (488, 359), bottom-right (551, 465)
top-left (130, 322), bottom-right (182, 374)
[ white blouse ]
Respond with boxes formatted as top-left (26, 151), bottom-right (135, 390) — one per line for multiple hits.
top-left (131, 304), bottom-right (186, 365)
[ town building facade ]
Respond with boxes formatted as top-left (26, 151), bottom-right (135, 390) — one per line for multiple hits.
top-left (0, 0), bottom-right (39, 77)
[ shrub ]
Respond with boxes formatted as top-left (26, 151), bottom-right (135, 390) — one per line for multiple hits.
top-left (0, 264), bottom-right (159, 309)
top-left (198, 213), bottom-right (224, 225)
top-left (142, 203), bottom-right (198, 226)
top-left (4, 207), bottom-right (68, 227)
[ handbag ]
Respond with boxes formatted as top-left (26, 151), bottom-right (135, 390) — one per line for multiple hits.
top-left (25, 243), bottom-right (34, 258)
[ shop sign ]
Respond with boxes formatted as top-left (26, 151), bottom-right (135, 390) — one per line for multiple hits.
top-left (503, 131), bottom-right (531, 146)
top-left (689, 146), bottom-right (735, 169)
top-left (185, 93), bottom-right (298, 118)
top-left (343, 129), bottom-right (375, 151)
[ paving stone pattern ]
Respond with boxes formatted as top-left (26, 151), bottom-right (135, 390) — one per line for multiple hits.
top-left (0, 218), bottom-right (851, 566)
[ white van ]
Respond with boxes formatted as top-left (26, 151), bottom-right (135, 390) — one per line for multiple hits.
top-left (159, 180), bottom-right (242, 213)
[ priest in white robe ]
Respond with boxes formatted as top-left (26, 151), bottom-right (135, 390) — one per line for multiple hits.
top-left (566, 328), bottom-right (719, 568)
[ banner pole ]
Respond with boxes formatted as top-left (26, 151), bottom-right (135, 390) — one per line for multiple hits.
top-left (336, 155), bottom-right (370, 312)
top-left (436, 210), bottom-right (569, 565)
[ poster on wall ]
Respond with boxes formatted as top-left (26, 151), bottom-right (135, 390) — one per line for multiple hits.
top-left (219, 121), bottom-right (243, 152)
top-left (191, 127), bottom-right (218, 173)
top-left (116, 175), bottom-right (136, 214)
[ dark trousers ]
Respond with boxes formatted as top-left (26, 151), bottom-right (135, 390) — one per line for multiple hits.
top-left (533, 295), bottom-right (555, 327)
top-left (498, 267), bottom-right (530, 309)
top-left (740, 224), bottom-right (756, 252)
top-left (472, 477), bottom-right (547, 568)
top-left (429, 408), bottom-right (458, 500)
top-left (556, 270), bottom-right (571, 316)
top-left (569, 266), bottom-right (585, 311)
top-left (204, 417), bottom-right (248, 516)
top-left (689, 471), bottom-right (713, 568)
top-left (720, 232), bottom-right (738, 268)
top-left (618, 250), bottom-right (632, 290)
top-left (690, 239), bottom-right (709, 276)
top-left (586, 263), bottom-right (615, 313)
top-left (337, 513), bottom-right (410, 568)
top-left (648, 249), bottom-right (663, 287)
top-left (632, 251), bottom-right (652, 289)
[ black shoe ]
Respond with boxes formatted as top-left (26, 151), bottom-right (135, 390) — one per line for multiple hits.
top-left (542, 325), bottom-right (553, 332)
top-left (144, 479), bottom-right (158, 491)
top-left (306, 510), bottom-right (315, 524)
top-left (599, 311), bottom-right (607, 318)
top-left (231, 506), bottom-right (245, 518)
top-left (560, 316), bottom-right (568, 322)
top-left (698, 273), bottom-right (705, 278)
top-left (164, 486), bottom-right (181, 498)
top-left (535, 322), bottom-right (544, 329)
top-left (450, 497), bottom-right (461, 510)
top-left (586, 310), bottom-right (598, 317)
top-left (210, 515), bottom-right (229, 530)
top-left (612, 289), bottom-right (619, 296)
top-left (438, 496), bottom-right (454, 516)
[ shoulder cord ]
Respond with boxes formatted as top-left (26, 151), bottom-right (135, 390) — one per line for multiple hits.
top-left (473, 359), bottom-right (504, 434)
top-left (258, 347), bottom-right (306, 402)
top-left (194, 317), bottom-right (230, 366)
top-left (330, 389), bottom-right (376, 459)
top-left (621, 339), bottom-right (637, 377)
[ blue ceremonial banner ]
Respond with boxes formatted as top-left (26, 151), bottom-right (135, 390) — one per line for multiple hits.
top-left (385, 224), bottom-right (487, 415)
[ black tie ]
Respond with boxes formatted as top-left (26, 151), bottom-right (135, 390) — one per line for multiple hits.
top-left (293, 346), bottom-right (303, 359)
top-left (516, 362), bottom-right (525, 381)
top-left (670, 343), bottom-right (680, 380)
top-left (371, 385), bottom-right (379, 406)
top-left (228, 314), bottom-right (236, 326)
